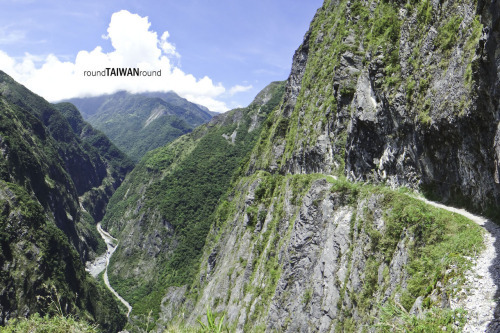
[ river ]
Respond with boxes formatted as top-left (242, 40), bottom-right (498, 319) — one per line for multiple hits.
top-left (85, 223), bottom-right (132, 317)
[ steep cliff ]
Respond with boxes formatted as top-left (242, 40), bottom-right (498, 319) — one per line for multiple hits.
top-left (100, 82), bottom-right (285, 328)
top-left (249, 0), bottom-right (499, 215)
top-left (150, 0), bottom-right (498, 331)
top-left (53, 102), bottom-right (134, 223)
top-left (0, 71), bottom-right (130, 330)
top-left (164, 174), bottom-right (480, 332)
top-left (0, 70), bottom-right (133, 260)
top-left (0, 181), bottom-right (125, 332)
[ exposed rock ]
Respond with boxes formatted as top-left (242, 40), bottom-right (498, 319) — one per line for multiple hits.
top-left (158, 286), bottom-right (187, 328)
top-left (101, 1), bottom-right (500, 332)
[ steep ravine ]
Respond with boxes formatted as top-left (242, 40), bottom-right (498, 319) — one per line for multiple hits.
top-left (101, 82), bottom-right (286, 322)
top-left (0, 71), bottom-right (128, 331)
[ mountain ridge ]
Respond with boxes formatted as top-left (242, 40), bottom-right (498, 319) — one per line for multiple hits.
top-left (0, 70), bottom-right (130, 331)
top-left (65, 90), bottom-right (213, 162)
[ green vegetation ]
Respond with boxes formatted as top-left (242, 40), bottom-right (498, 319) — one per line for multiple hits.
top-left (144, 118), bottom-right (261, 282)
top-left (416, 0), bottom-right (433, 27)
top-left (378, 302), bottom-right (467, 332)
top-left (249, 0), bottom-right (483, 175)
top-left (55, 102), bottom-right (134, 175)
top-left (464, 16), bottom-right (483, 89)
top-left (163, 326), bottom-right (203, 333)
top-left (321, 177), bottom-right (482, 332)
top-left (436, 16), bottom-right (463, 52)
top-left (101, 82), bottom-right (285, 325)
top-left (0, 314), bottom-right (99, 333)
top-left (0, 71), bottom-right (132, 250)
top-left (0, 311), bottom-right (230, 333)
top-left (0, 181), bottom-right (126, 332)
top-left (199, 172), bottom-right (321, 332)
top-left (248, 0), bottom-right (404, 172)
top-left (67, 91), bottom-right (213, 162)
top-left (197, 307), bottom-right (227, 333)
top-left (54, 102), bottom-right (134, 222)
top-left (0, 71), bottom-right (130, 331)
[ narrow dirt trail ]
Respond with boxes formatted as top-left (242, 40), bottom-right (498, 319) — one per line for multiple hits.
top-left (417, 197), bottom-right (500, 332)
top-left (96, 223), bottom-right (133, 317)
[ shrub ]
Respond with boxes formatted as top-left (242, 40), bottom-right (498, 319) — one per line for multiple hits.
top-left (0, 314), bottom-right (99, 333)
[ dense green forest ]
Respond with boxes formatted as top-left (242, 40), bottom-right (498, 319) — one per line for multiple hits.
top-left (0, 70), bottom-right (128, 331)
top-left (101, 82), bottom-right (285, 326)
top-left (66, 91), bottom-right (213, 162)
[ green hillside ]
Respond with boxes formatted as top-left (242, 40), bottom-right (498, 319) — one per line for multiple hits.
top-left (66, 91), bottom-right (213, 162)
top-left (100, 81), bottom-right (285, 327)
top-left (0, 70), bottom-right (130, 331)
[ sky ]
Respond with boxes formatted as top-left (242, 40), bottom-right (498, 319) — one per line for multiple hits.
top-left (0, 0), bottom-right (323, 112)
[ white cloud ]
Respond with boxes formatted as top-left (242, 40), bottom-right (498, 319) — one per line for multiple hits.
top-left (0, 10), bottom-right (245, 112)
top-left (160, 32), bottom-right (180, 58)
top-left (228, 84), bottom-right (253, 96)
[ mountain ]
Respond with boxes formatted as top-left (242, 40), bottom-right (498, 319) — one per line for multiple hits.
top-left (0, 70), bottom-right (130, 331)
top-left (98, 0), bottom-right (500, 331)
top-left (4, 0), bottom-right (500, 331)
top-left (99, 81), bottom-right (285, 328)
top-left (66, 91), bottom-right (214, 162)
top-left (52, 102), bottom-right (135, 222)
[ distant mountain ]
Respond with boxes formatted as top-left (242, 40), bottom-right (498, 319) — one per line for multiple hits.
top-left (66, 91), bottom-right (214, 162)
top-left (0, 70), bottom-right (130, 331)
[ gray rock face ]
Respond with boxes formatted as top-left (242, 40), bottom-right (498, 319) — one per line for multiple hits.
top-left (108, 206), bottom-right (177, 296)
top-left (118, 1), bottom-right (500, 331)
top-left (267, 180), bottom-right (352, 332)
top-left (355, 1), bottom-right (500, 210)
top-left (281, 22), bottom-right (312, 119)
top-left (170, 177), bottom-right (424, 332)
top-left (158, 286), bottom-right (187, 329)
top-left (251, 0), bottom-right (500, 212)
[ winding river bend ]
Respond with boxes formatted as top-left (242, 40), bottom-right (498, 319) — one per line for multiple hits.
top-left (86, 223), bottom-right (132, 317)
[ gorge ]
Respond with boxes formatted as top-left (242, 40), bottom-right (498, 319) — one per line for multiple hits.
top-left (2, 0), bottom-right (500, 332)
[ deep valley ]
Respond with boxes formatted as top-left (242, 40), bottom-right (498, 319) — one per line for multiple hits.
top-left (2, 0), bottom-right (500, 332)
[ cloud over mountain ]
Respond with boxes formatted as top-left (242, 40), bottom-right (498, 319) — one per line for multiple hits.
top-left (0, 10), bottom-right (239, 112)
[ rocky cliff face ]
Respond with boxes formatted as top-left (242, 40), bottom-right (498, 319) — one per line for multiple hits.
top-left (53, 102), bottom-right (134, 223)
top-left (0, 71), bottom-right (133, 260)
top-left (165, 174), bottom-right (479, 332)
top-left (147, 0), bottom-right (498, 331)
top-left (248, 0), bottom-right (499, 214)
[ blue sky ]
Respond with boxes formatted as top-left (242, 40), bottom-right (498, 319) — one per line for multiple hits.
top-left (0, 0), bottom-right (322, 111)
